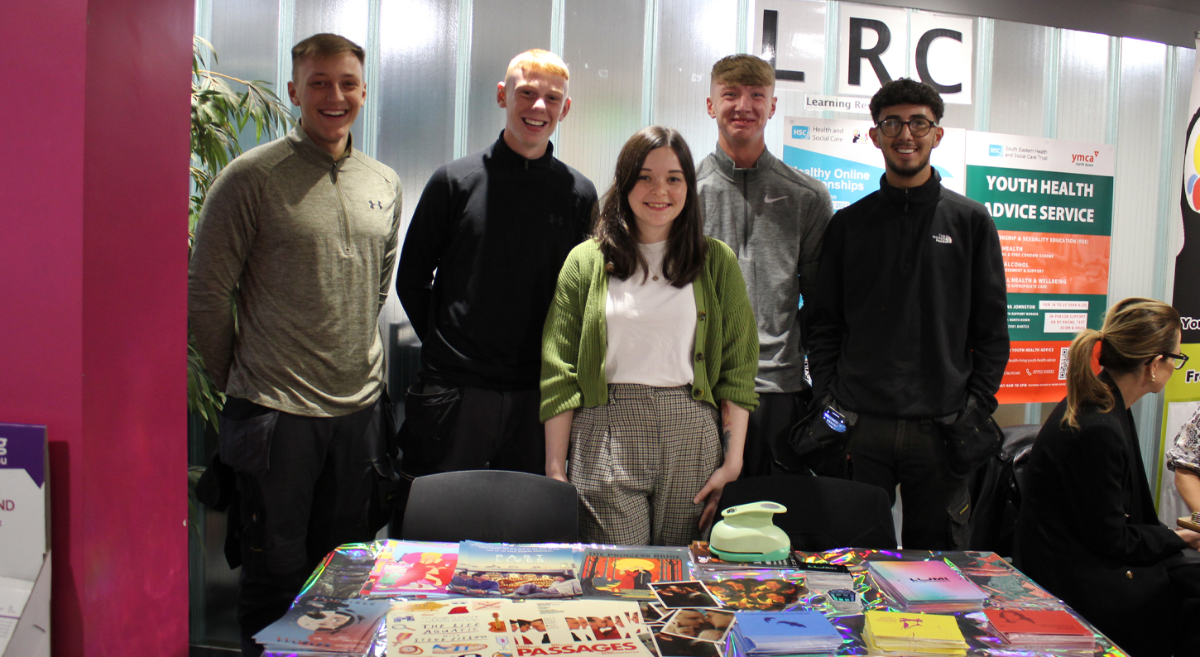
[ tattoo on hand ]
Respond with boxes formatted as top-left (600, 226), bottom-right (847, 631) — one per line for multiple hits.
top-left (721, 429), bottom-right (731, 449)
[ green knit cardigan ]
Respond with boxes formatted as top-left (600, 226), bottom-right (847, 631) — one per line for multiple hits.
top-left (540, 237), bottom-right (759, 422)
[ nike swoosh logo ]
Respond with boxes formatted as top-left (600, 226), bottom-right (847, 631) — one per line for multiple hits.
top-left (764, 195), bottom-right (787, 204)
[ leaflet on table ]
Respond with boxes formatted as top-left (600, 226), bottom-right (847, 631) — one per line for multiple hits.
top-left (451, 541), bottom-right (582, 597)
top-left (360, 540), bottom-right (460, 597)
top-left (867, 561), bottom-right (988, 610)
top-left (729, 610), bottom-right (843, 655)
top-left (301, 542), bottom-right (383, 600)
top-left (386, 598), bottom-right (654, 657)
top-left (862, 610), bottom-right (967, 656)
top-left (705, 577), bottom-right (805, 611)
top-left (579, 547), bottom-right (689, 600)
top-left (254, 595), bottom-right (391, 654)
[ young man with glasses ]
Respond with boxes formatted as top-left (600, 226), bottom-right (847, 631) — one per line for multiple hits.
top-left (806, 78), bottom-right (1010, 550)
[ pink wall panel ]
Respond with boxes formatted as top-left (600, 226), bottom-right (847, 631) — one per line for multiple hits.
top-left (0, 0), bottom-right (193, 654)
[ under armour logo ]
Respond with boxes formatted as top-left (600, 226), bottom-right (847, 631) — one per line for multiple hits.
top-left (368, 200), bottom-right (383, 210)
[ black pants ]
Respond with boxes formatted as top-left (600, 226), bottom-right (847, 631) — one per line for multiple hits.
top-left (391, 375), bottom-right (545, 537)
top-left (742, 389), bottom-right (810, 477)
top-left (815, 415), bottom-right (970, 551)
top-left (220, 395), bottom-right (394, 657)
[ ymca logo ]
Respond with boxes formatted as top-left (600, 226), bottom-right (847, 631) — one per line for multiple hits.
top-left (988, 145), bottom-right (1002, 157)
top-left (1071, 151), bottom-right (1100, 166)
top-left (368, 200), bottom-right (384, 210)
top-left (792, 126), bottom-right (809, 140)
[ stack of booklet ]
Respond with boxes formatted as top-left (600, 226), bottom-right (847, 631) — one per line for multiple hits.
top-left (866, 561), bottom-right (988, 613)
top-left (983, 608), bottom-right (1096, 651)
top-left (254, 595), bottom-right (391, 654)
top-left (728, 610), bottom-right (842, 656)
top-left (861, 610), bottom-right (968, 656)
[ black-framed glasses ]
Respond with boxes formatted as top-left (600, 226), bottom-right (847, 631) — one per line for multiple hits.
top-left (1163, 352), bottom-right (1189, 370)
top-left (876, 117), bottom-right (936, 138)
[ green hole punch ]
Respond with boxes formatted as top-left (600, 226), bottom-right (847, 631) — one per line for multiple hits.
top-left (708, 501), bottom-right (791, 562)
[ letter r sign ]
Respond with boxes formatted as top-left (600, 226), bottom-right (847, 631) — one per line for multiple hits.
top-left (837, 2), bottom-right (973, 104)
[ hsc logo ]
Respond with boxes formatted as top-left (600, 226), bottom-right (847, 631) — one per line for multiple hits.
top-left (792, 126), bottom-right (809, 140)
top-left (988, 145), bottom-right (1002, 157)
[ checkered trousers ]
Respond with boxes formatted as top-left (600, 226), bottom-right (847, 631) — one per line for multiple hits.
top-left (569, 384), bottom-right (723, 546)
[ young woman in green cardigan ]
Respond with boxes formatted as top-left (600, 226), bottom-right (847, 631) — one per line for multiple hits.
top-left (540, 126), bottom-right (759, 546)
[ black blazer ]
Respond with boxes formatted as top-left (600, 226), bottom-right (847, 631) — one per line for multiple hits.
top-left (1015, 375), bottom-right (1187, 655)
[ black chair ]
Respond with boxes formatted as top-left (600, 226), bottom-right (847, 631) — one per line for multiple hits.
top-left (966, 423), bottom-right (1041, 555)
top-left (718, 476), bottom-right (896, 551)
top-left (400, 470), bottom-right (579, 543)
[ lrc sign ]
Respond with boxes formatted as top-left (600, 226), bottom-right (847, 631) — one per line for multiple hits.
top-left (836, 3), bottom-right (974, 104)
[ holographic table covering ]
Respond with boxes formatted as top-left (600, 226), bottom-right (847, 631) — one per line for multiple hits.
top-left (264, 542), bottom-right (1127, 657)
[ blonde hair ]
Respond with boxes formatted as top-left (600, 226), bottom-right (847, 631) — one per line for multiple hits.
top-left (505, 49), bottom-right (569, 83)
top-left (710, 54), bottom-right (775, 88)
top-left (1062, 297), bottom-right (1180, 429)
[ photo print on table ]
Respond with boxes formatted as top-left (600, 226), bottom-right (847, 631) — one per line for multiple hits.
top-left (661, 609), bottom-right (734, 644)
top-left (649, 581), bottom-right (720, 609)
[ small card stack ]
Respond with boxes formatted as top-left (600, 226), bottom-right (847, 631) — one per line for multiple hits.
top-left (984, 608), bottom-right (1096, 651)
top-left (866, 560), bottom-right (989, 613)
top-left (862, 610), bottom-right (968, 656)
top-left (728, 610), bottom-right (842, 656)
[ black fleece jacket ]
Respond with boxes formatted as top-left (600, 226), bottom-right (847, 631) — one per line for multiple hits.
top-left (807, 170), bottom-right (1009, 417)
top-left (396, 134), bottom-right (598, 389)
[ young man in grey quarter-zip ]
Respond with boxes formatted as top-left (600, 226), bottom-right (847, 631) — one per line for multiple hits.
top-left (189, 33), bottom-right (401, 656)
top-left (696, 54), bottom-right (833, 477)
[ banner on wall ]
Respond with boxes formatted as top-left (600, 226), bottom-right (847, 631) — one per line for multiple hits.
top-left (782, 117), bottom-right (1114, 405)
top-left (965, 132), bottom-right (1115, 404)
top-left (1157, 37), bottom-right (1200, 522)
top-left (780, 116), bottom-right (965, 212)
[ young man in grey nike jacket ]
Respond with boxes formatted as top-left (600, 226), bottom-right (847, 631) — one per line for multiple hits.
top-left (697, 54), bottom-right (833, 477)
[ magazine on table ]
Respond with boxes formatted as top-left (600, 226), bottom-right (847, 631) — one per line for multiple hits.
top-left (580, 547), bottom-right (689, 600)
top-left (385, 597), bottom-right (655, 657)
top-left (359, 540), bottom-right (460, 597)
top-left (254, 595), bottom-right (390, 654)
top-left (450, 541), bottom-right (582, 597)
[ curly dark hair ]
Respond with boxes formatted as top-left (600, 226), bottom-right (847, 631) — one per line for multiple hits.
top-left (593, 126), bottom-right (706, 287)
top-left (869, 78), bottom-right (945, 123)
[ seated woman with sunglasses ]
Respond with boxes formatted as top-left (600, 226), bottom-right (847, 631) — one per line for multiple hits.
top-left (1016, 298), bottom-right (1200, 657)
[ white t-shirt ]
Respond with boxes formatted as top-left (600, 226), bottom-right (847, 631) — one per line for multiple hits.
top-left (605, 240), bottom-right (697, 386)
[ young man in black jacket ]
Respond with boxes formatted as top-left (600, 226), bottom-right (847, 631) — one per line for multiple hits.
top-left (806, 79), bottom-right (1009, 550)
top-left (393, 49), bottom-right (597, 529)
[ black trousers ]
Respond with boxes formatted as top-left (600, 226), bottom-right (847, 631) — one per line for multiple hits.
top-left (220, 395), bottom-right (394, 657)
top-left (391, 375), bottom-right (545, 537)
top-left (812, 414), bottom-right (970, 550)
top-left (742, 389), bottom-right (810, 477)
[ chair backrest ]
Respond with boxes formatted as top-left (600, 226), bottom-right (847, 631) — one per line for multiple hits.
top-left (717, 476), bottom-right (896, 551)
top-left (966, 423), bottom-right (1041, 554)
top-left (400, 470), bottom-right (579, 543)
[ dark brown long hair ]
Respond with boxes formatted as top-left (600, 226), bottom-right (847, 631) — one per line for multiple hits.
top-left (1062, 297), bottom-right (1180, 429)
top-left (593, 126), bottom-right (707, 287)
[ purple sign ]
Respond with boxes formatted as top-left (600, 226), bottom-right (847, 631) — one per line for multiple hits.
top-left (0, 423), bottom-right (46, 489)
